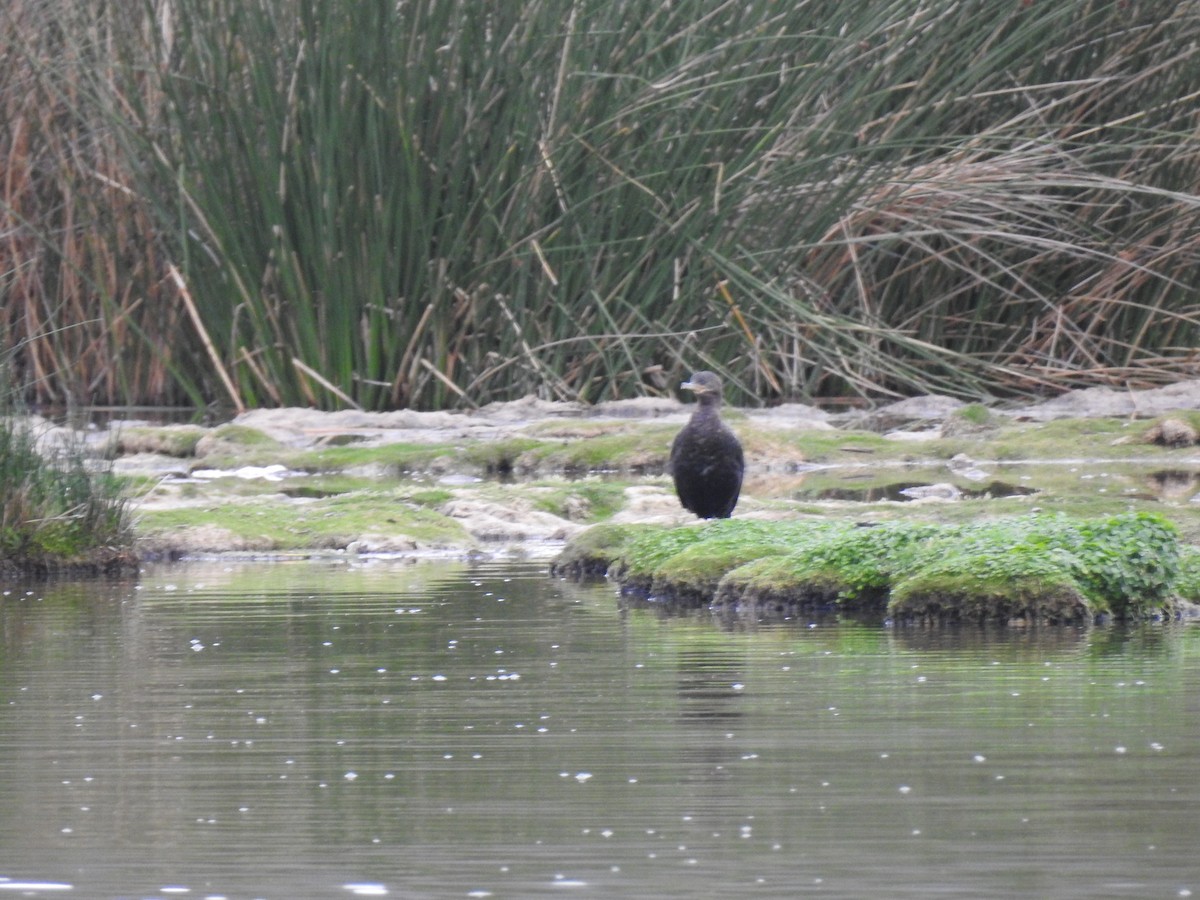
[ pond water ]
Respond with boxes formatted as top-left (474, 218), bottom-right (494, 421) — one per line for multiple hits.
top-left (2, 560), bottom-right (1199, 899)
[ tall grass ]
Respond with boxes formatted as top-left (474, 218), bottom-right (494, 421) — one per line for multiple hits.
top-left (3, 0), bottom-right (1199, 409)
top-left (0, 380), bottom-right (132, 570)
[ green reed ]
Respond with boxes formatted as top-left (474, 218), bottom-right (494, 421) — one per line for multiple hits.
top-left (3, 0), bottom-right (1198, 409)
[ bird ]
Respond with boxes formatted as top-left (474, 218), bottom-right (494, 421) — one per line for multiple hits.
top-left (669, 371), bottom-right (744, 519)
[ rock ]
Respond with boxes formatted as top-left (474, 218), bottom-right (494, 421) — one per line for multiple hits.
top-left (593, 397), bottom-right (682, 418)
top-left (110, 452), bottom-right (193, 479)
top-left (84, 377), bottom-right (1200, 561)
top-left (1017, 379), bottom-right (1200, 421)
top-left (439, 498), bottom-right (584, 542)
top-left (109, 424), bottom-right (206, 457)
top-left (898, 483), bottom-right (963, 501)
top-left (477, 395), bottom-right (586, 420)
top-left (609, 486), bottom-right (692, 525)
top-left (194, 424), bottom-right (281, 457)
top-left (940, 403), bottom-right (1000, 437)
top-left (1018, 385), bottom-right (1134, 421)
top-left (233, 407), bottom-right (466, 446)
top-left (346, 533), bottom-right (422, 553)
top-left (947, 453), bottom-right (991, 482)
top-left (848, 395), bottom-right (965, 431)
top-left (561, 494), bottom-right (592, 521)
top-left (883, 428), bottom-right (942, 443)
top-left (744, 403), bottom-right (832, 430)
top-left (4, 414), bottom-right (81, 457)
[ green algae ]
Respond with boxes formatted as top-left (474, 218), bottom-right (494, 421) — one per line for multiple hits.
top-left (956, 403), bottom-right (995, 426)
top-left (548, 522), bottom-right (660, 579)
top-left (109, 424), bottom-right (207, 458)
top-left (555, 511), bottom-right (1188, 623)
top-left (136, 488), bottom-right (471, 553)
top-left (646, 523), bottom-right (819, 605)
top-left (297, 441), bottom-right (476, 474)
top-left (527, 480), bottom-right (627, 521)
top-left (516, 425), bottom-right (678, 473)
top-left (889, 555), bottom-right (1091, 624)
top-left (194, 424), bottom-right (283, 461)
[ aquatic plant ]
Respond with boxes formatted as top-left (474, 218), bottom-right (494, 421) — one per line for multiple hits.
top-left (0, 412), bottom-right (133, 572)
top-left (645, 520), bottom-right (837, 604)
top-left (1176, 548), bottom-right (1200, 605)
top-left (559, 512), bottom-right (1191, 622)
top-left (1045, 512), bottom-right (1181, 615)
top-left (2, 1), bottom-right (1199, 408)
top-left (549, 522), bottom-right (659, 580)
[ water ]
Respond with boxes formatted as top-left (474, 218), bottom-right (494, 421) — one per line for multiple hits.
top-left (1, 561), bottom-right (1199, 899)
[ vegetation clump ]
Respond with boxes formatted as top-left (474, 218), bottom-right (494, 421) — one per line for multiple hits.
top-left (109, 424), bottom-right (207, 458)
top-left (0, 416), bottom-right (135, 575)
top-left (555, 512), bottom-right (1190, 624)
top-left (1175, 549), bottom-right (1200, 605)
top-left (549, 523), bottom-right (660, 580)
top-left (643, 520), bottom-right (821, 606)
top-left (888, 544), bottom-right (1091, 625)
top-left (941, 403), bottom-right (999, 437)
top-left (1142, 414), bottom-right (1200, 448)
top-left (194, 425), bottom-right (283, 460)
top-left (715, 521), bottom-right (943, 616)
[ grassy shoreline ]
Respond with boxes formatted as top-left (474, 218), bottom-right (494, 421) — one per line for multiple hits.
top-left (107, 396), bottom-right (1200, 562)
top-left (4, 373), bottom-right (1197, 587)
top-left (0, 413), bottom-right (136, 577)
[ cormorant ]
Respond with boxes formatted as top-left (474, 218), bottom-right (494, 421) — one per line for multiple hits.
top-left (669, 371), bottom-right (744, 519)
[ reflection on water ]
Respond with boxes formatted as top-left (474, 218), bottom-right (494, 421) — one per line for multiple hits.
top-left (1147, 468), bottom-right (1200, 502)
top-left (799, 479), bottom-right (1038, 503)
top-left (1, 561), bottom-right (1199, 898)
top-left (773, 462), bottom-right (1200, 508)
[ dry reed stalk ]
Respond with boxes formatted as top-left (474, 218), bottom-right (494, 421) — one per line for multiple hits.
top-left (168, 264), bottom-right (245, 414)
top-left (292, 357), bottom-right (362, 411)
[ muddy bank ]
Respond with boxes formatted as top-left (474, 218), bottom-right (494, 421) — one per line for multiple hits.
top-left (43, 379), bottom-right (1200, 560)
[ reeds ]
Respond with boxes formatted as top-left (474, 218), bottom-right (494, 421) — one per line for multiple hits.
top-left (0, 1), bottom-right (183, 405)
top-left (3, 0), bottom-right (1198, 409)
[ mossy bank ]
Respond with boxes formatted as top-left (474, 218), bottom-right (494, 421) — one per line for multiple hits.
top-left (4, 381), bottom-right (1193, 597)
top-left (552, 513), bottom-right (1200, 625)
top-left (108, 384), bottom-right (1200, 561)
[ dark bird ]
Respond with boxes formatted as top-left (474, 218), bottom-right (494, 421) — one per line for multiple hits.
top-left (669, 371), bottom-right (744, 519)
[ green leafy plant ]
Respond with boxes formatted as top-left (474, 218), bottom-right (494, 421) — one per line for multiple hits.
top-left (564, 511), bottom-right (1193, 621)
top-left (1175, 548), bottom-right (1200, 604)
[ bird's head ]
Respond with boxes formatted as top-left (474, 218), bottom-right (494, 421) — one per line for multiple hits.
top-left (680, 371), bottom-right (724, 402)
